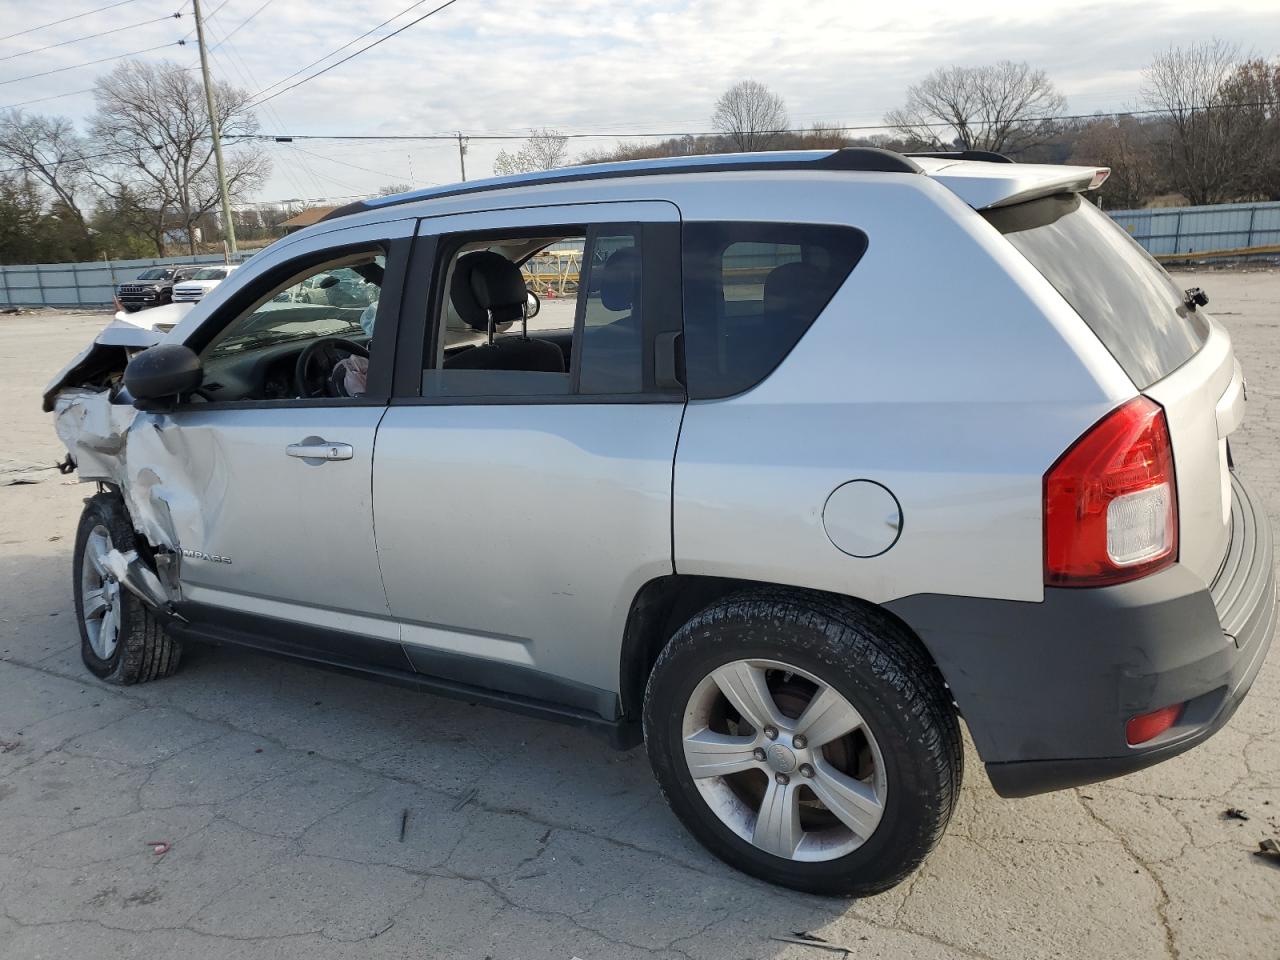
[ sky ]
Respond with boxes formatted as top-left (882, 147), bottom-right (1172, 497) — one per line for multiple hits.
top-left (1, 0), bottom-right (1278, 207)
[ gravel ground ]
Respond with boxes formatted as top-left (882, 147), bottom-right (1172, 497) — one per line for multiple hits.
top-left (0, 271), bottom-right (1277, 960)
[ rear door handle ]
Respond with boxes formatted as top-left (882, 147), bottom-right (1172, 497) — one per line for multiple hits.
top-left (286, 438), bottom-right (353, 462)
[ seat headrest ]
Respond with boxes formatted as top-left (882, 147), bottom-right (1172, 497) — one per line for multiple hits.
top-left (599, 248), bottom-right (640, 312)
top-left (763, 261), bottom-right (824, 320)
top-left (451, 251), bottom-right (527, 331)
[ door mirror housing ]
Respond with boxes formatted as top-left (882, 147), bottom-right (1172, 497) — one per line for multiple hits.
top-left (124, 344), bottom-right (203, 408)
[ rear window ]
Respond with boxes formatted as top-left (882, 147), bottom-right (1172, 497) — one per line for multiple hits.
top-left (682, 222), bottom-right (867, 399)
top-left (985, 194), bottom-right (1208, 388)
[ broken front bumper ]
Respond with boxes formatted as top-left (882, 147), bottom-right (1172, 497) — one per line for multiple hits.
top-left (887, 471), bottom-right (1275, 798)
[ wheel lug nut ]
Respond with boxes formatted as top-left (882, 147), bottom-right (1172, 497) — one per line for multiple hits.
top-left (752, 748), bottom-right (767, 762)
top-left (775, 773), bottom-right (790, 786)
top-left (799, 763), bottom-right (814, 778)
top-left (764, 725), bottom-right (779, 740)
top-left (793, 735), bottom-right (807, 749)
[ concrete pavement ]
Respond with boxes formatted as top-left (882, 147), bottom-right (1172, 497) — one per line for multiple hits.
top-left (1, 272), bottom-right (1277, 959)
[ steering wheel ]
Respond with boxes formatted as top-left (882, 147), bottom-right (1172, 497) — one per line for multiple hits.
top-left (294, 337), bottom-right (369, 398)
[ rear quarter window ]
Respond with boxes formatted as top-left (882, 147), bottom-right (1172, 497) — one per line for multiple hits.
top-left (682, 222), bottom-right (867, 399)
top-left (984, 194), bottom-right (1209, 388)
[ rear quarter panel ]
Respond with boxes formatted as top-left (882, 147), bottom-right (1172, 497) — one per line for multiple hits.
top-left (670, 175), bottom-right (1136, 604)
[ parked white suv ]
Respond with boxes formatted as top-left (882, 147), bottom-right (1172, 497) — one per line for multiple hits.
top-left (172, 263), bottom-right (240, 302)
top-left (43, 149), bottom-right (1275, 895)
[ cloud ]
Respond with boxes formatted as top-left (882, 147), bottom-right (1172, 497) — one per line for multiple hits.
top-left (0, 0), bottom-right (1277, 200)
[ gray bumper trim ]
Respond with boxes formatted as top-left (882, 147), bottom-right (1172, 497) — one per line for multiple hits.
top-left (886, 471), bottom-right (1275, 798)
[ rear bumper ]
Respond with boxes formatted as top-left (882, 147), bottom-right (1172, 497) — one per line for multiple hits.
top-left (886, 471), bottom-right (1275, 798)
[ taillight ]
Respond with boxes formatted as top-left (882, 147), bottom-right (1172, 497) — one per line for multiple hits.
top-left (1044, 397), bottom-right (1177, 587)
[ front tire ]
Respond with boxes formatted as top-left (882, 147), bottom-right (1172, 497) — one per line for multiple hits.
top-left (643, 590), bottom-right (961, 896)
top-left (73, 493), bottom-right (182, 685)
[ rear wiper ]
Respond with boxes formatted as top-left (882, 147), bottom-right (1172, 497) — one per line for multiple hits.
top-left (1183, 287), bottom-right (1208, 310)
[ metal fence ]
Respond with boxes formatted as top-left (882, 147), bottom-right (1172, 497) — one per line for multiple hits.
top-left (0, 253), bottom-right (254, 309)
top-left (1108, 200), bottom-right (1280, 258)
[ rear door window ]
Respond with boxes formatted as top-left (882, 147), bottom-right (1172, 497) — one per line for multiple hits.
top-left (682, 222), bottom-right (867, 399)
top-left (984, 194), bottom-right (1209, 388)
top-left (422, 224), bottom-right (652, 399)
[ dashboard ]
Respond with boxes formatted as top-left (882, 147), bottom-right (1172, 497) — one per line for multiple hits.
top-left (198, 335), bottom-right (371, 402)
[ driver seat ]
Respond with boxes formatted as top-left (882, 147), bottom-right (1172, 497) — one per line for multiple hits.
top-left (444, 251), bottom-right (565, 373)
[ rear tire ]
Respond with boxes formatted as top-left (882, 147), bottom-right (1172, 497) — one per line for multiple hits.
top-left (73, 492), bottom-right (182, 685)
top-left (642, 590), bottom-right (961, 896)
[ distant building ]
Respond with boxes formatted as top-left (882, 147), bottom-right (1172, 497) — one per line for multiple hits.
top-left (279, 206), bottom-right (342, 234)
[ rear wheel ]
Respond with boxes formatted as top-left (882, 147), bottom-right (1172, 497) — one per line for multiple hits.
top-left (74, 493), bottom-right (181, 685)
top-left (643, 591), bottom-right (961, 895)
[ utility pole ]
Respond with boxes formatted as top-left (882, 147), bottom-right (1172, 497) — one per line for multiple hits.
top-left (456, 132), bottom-right (467, 182)
top-left (192, 0), bottom-right (237, 256)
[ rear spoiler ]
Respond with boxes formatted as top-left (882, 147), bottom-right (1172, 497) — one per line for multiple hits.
top-left (917, 158), bottom-right (1110, 210)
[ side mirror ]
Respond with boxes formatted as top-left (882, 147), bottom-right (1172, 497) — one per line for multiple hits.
top-left (525, 290), bottom-right (541, 318)
top-left (124, 344), bottom-right (203, 408)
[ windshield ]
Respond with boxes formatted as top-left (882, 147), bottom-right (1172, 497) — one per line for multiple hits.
top-left (189, 268), bottom-right (227, 281)
top-left (136, 268), bottom-right (170, 280)
top-left (985, 194), bottom-right (1209, 388)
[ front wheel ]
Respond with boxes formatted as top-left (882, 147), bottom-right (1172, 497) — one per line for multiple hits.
top-left (643, 591), bottom-right (961, 896)
top-left (73, 492), bottom-right (182, 685)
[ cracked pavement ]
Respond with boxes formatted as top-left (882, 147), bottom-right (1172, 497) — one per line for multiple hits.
top-left (2, 271), bottom-right (1278, 960)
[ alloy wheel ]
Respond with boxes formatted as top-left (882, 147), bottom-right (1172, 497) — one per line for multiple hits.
top-left (81, 524), bottom-right (123, 661)
top-left (681, 658), bottom-right (887, 862)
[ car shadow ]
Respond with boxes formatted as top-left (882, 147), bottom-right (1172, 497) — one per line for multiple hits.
top-left (2, 549), bottom-right (882, 957)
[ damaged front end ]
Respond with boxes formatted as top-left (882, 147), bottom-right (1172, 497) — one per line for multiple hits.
top-left (44, 321), bottom-right (187, 622)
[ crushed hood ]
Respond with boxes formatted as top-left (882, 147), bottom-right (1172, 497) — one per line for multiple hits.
top-left (42, 319), bottom-right (162, 412)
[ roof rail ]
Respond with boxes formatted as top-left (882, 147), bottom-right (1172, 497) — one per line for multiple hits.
top-left (320, 147), bottom-right (922, 223)
top-left (906, 150), bottom-right (1014, 164)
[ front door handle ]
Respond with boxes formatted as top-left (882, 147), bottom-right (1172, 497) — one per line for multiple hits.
top-left (286, 437), bottom-right (353, 462)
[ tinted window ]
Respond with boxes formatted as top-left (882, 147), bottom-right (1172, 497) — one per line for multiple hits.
top-left (578, 230), bottom-right (643, 394)
top-left (984, 194), bottom-right (1208, 388)
top-left (682, 222), bottom-right (868, 399)
top-left (423, 224), bottom-right (647, 399)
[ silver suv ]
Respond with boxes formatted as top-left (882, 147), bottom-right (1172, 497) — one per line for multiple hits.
top-left (44, 149), bottom-right (1275, 895)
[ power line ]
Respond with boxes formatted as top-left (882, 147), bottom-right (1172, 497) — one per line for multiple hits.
top-left (204, 19), bottom-right (330, 203)
top-left (249, 98), bottom-right (1280, 143)
top-left (0, 88), bottom-right (95, 110)
top-left (283, 142), bottom-right (411, 182)
top-left (244, 0), bottom-right (442, 105)
top-left (211, 0), bottom-right (275, 48)
top-left (280, 144), bottom-right (364, 193)
top-left (0, 0), bottom-right (145, 43)
top-left (248, 0), bottom-right (463, 108)
top-left (0, 41), bottom-right (187, 86)
top-left (0, 137), bottom-right (250, 176)
top-left (0, 13), bottom-right (185, 63)
top-left (180, 0), bottom-right (231, 42)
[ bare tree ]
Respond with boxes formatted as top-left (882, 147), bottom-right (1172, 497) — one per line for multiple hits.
top-left (885, 61), bottom-right (1066, 155)
top-left (88, 59), bottom-right (270, 254)
top-left (1141, 39), bottom-right (1247, 205)
top-left (492, 128), bottom-right (569, 176)
top-left (1070, 116), bottom-right (1159, 208)
top-left (0, 111), bottom-right (90, 227)
top-left (377, 182), bottom-right (413, 196)
top-left (1217, 57), bottom-right (1280, 200)
top-left (712, 80), bottom-right (788, 151)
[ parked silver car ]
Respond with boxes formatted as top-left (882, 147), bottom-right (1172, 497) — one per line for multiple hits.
top-left (43, 149), bottom-right (1275, 895)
